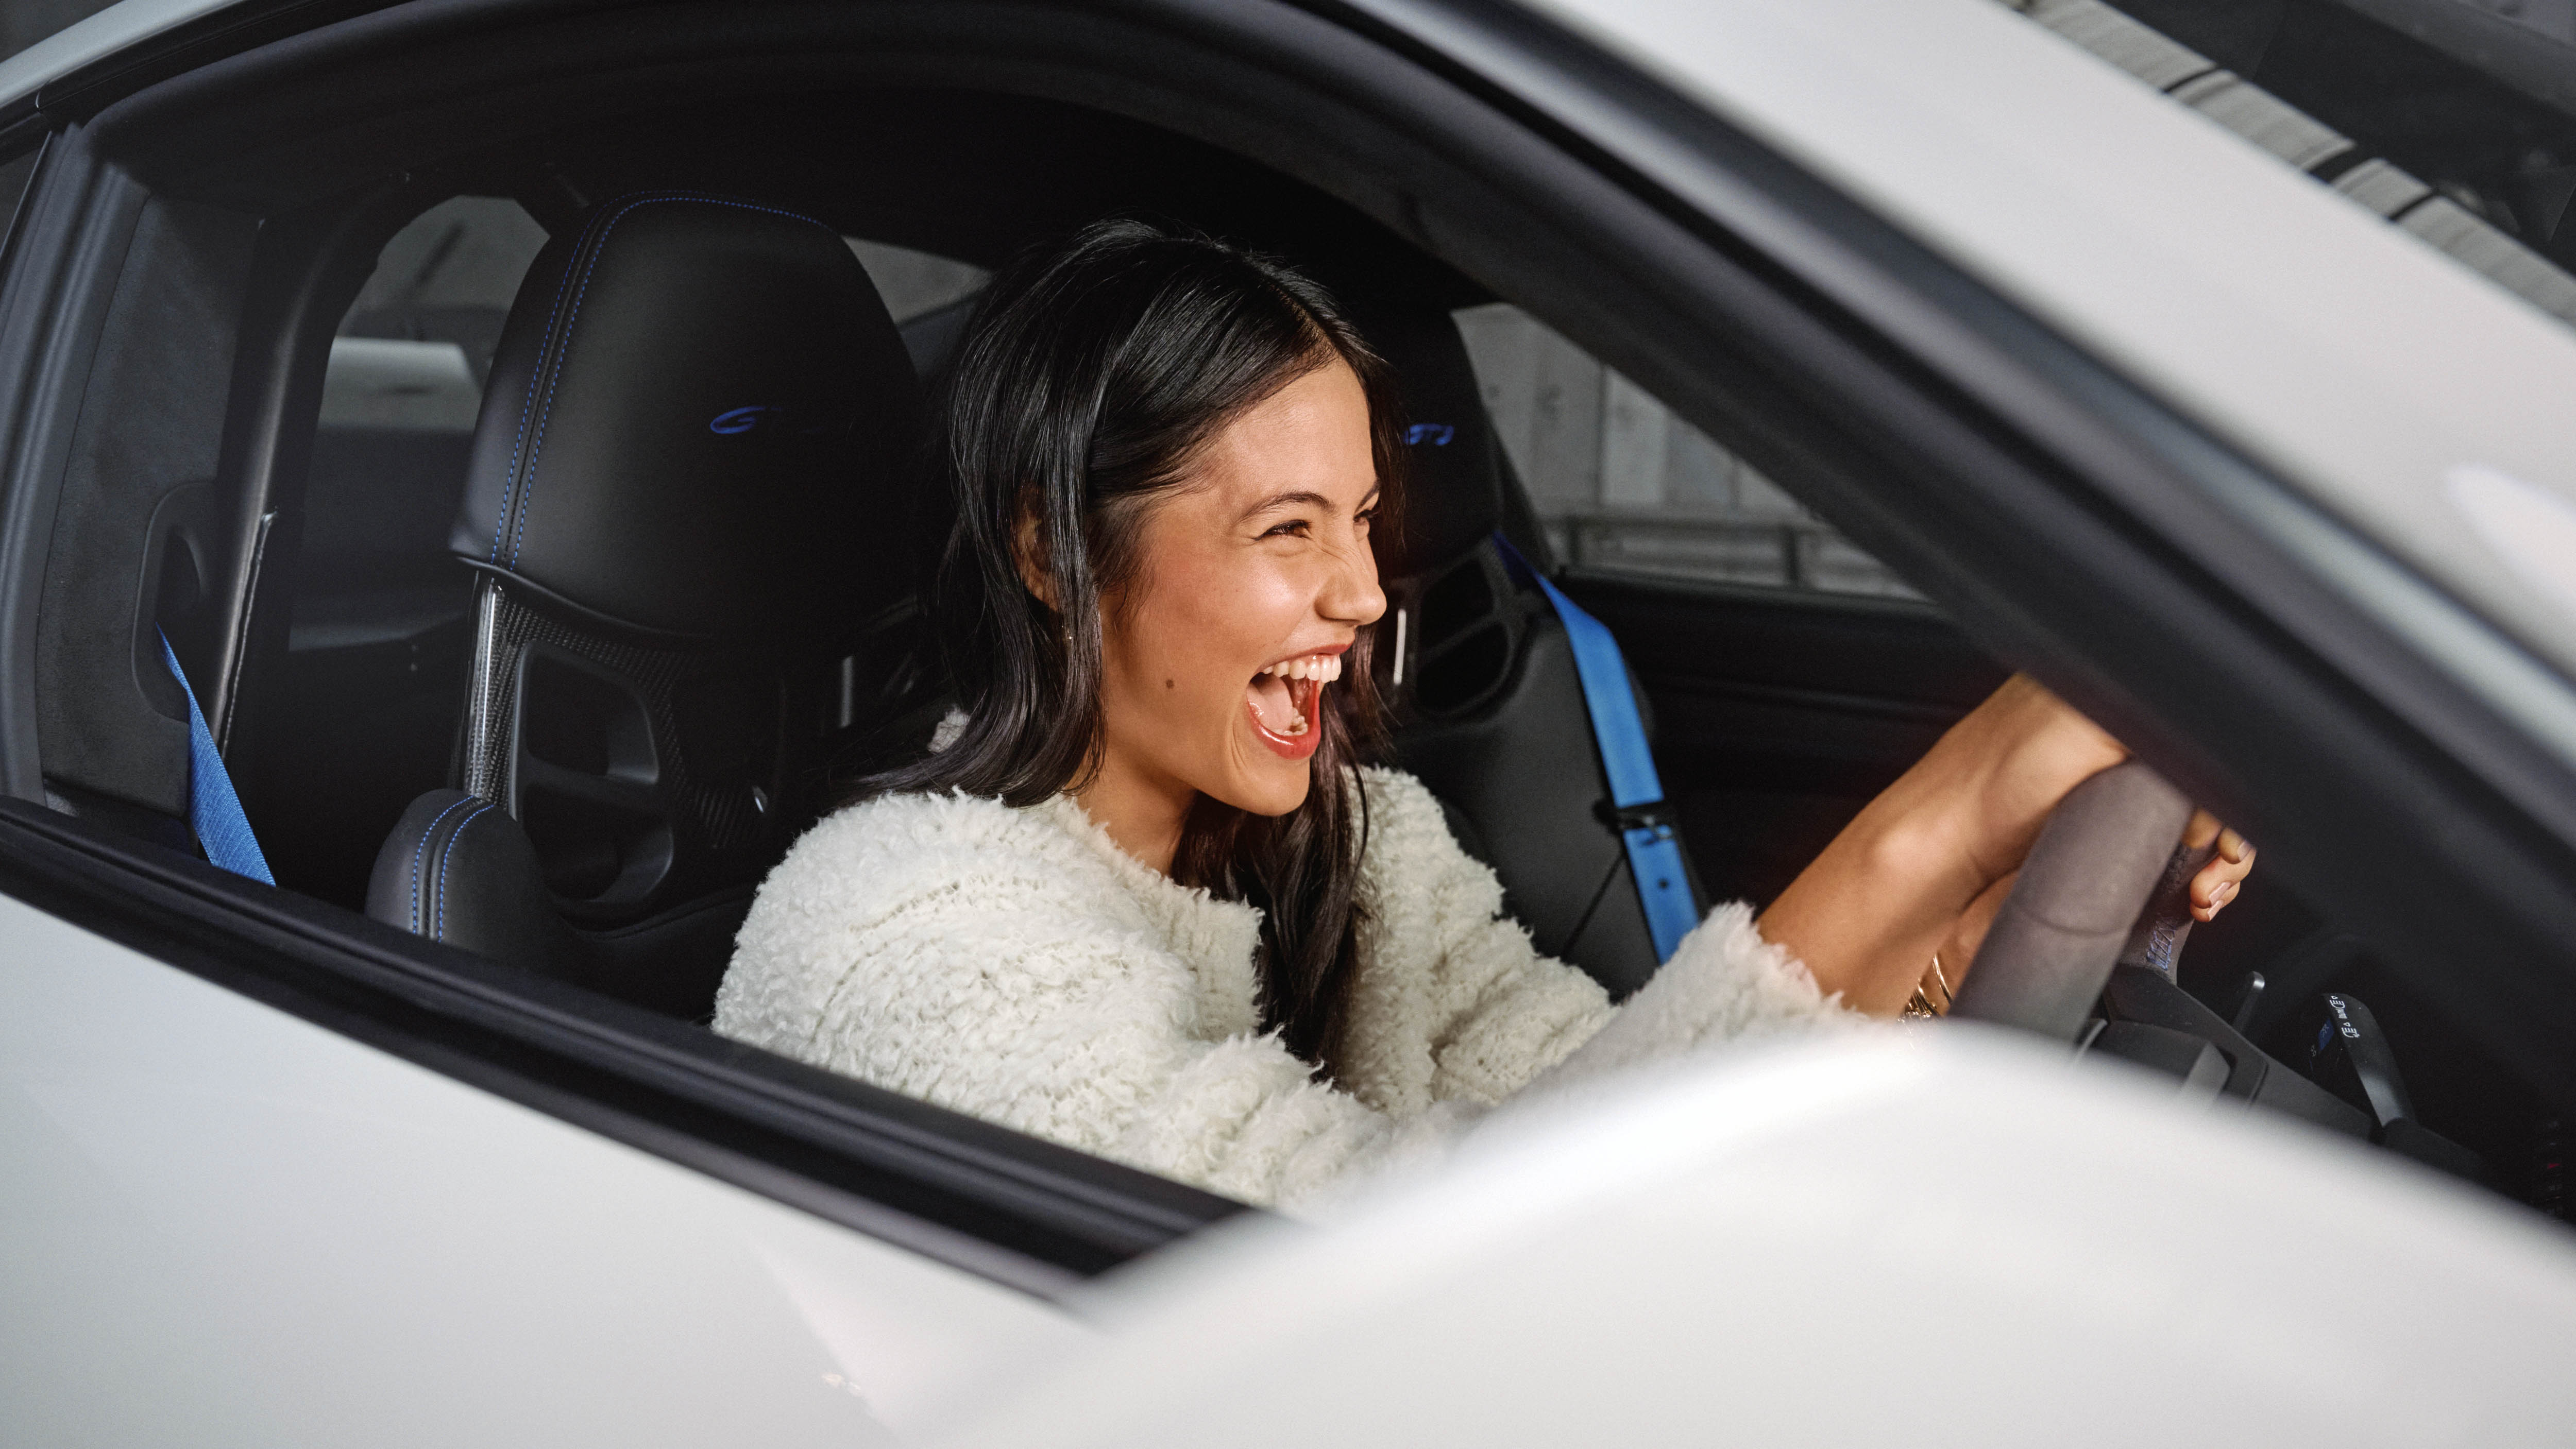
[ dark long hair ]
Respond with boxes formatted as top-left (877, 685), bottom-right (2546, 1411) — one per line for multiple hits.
top-left (867, 219), bottom-right (1404, 1071)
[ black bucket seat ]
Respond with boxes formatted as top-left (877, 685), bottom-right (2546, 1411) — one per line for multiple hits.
top-left (1365, 306), bottom-right (1703, 998)
top-left (366, 192), bottom-right (922, 1018)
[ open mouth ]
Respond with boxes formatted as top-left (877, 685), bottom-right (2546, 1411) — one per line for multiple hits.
top-left (1245, 651), bottom-right (1342, 759)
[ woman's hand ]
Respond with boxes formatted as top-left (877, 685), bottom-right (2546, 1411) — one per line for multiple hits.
top-left (1907, 810), bottom-right (2256, 1012)
top-left (1756, 675), bottom-right (2251, 1017)
top-left (2183, 809), bottom-right (2255, 923)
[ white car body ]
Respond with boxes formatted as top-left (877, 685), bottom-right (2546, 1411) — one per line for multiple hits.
top-left (935, 1033), bottom-right (2576, 1446)
top-left (6, 0), bottom-right (2576, 1443)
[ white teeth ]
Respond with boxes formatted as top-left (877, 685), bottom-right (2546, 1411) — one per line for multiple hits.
top-left (1259, 654), bottom-right (1344, 683)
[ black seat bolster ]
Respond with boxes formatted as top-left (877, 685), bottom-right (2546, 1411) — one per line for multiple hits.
top-left (582, 885), bottom-right (756, 1022)
top-left (366, 788), bottom-right (749, 1018)
top-left (368, 790), bottom-right (581, 981)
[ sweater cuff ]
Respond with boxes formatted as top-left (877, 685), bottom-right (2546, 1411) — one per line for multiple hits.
top-left (1523, 901), bottom-right (1863, 1098)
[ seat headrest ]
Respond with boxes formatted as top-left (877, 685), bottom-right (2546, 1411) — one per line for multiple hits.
top-left (451, 193), bottom-right (919, 640)
top-left (1362, 307), bottom-right (1506, 579)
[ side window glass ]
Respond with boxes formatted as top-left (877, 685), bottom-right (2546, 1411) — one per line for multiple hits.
top-left (845, 237), bottom-right (989, 322)
top-left (338, 195), bottom-right (547, 384)
top-left (317, 196), bottom-right (547, 604)
top-left (260, 197), bottom-right (547, 907)
top-left (1453, 302), bottom-right (1920, 598)
top-left (846, 238), bottom-right (991, 382)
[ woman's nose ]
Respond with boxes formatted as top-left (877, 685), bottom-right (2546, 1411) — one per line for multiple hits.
top-left (1321, 544), bottom-right (1387, 628)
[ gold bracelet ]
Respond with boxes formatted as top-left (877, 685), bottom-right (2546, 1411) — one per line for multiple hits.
top-left (1926, 951), bottom-right (1954, 1012)
top-left (1903, 987), bottom-right (1939, 1019)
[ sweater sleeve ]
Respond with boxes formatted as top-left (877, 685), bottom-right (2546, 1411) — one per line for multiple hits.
top-left (1345, 769), bottom-right (1863, 1116)
top-left (711, 792), bottom-right (1451, 1211)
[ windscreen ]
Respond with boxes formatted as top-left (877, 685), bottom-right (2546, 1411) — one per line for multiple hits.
top-left (2001, 0), bottom-right (2576, 334)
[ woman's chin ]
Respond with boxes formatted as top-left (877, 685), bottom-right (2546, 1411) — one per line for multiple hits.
top-left (1221, 732), bottom-right (1316, 816)
top-left (1239, 778), bottom-right (1311, 817)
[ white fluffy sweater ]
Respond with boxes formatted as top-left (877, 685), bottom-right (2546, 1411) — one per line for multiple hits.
top-left (713, 767), bottom-right (1855, 1213)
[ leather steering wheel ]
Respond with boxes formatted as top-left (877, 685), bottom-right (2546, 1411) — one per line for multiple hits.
top-left (1946, 761), bottom-right (2218, 1041)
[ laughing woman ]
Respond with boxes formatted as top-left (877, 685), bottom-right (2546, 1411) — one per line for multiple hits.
top-left (710, 220), bottom-right (2255, 1213)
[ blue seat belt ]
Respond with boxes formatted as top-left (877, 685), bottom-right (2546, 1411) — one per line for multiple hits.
top-left (157, 629), bottom-right (275, 885)
top-left (1492, 534), bottom-right (1698, 961)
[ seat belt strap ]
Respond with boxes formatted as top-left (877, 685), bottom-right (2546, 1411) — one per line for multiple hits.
top-left (1492, 534), bottom-right (1698, 961)
top-left (157, 629), bottom-right (275, 885)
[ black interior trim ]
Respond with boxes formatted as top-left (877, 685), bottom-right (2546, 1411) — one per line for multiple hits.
top-left (0, 127), bottom-right (149, 805)
top-left (36, 0), bottom-right (412, 126)
top-left (206, 180), bottom-right (427, 770)
top-left (0, 796), bottom-right (1251, 1294)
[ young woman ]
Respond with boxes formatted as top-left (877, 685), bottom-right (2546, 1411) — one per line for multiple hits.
top-left (712, 220), bottom-right (2255, 1213)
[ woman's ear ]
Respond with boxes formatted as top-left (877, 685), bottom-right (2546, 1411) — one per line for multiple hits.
top-left (1012, 505), bottom-right (1061, 612)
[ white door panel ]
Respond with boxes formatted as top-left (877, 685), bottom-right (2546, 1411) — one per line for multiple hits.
top-left (926, 1034), bottom-right (2576, 1446)
top-left (0, 892), bottom-right (1083, 1447)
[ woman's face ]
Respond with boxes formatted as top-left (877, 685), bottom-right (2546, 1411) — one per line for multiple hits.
top-left (1093, 359), bottom-right (1387, 819)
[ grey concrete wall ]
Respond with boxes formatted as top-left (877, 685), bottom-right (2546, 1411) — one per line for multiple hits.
top-left (347, 196), bottom-right (550, 318)
top-left (846, 240), bottom-right (988, 325)
top-left (1453, 302), bottom-right (1917, 598)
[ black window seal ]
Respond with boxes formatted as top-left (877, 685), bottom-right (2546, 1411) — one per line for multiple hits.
top-left (0, 796), bottom-right (1252, 1297)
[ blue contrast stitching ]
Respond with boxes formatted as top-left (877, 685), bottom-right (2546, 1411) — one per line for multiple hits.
top-left (486, 209), bottom-right (603, 565)
top-left (408, 795), bottom-right (480, 934)
top-left (504, 192), bottom-right (844, 569)
top-left (432, 803), bottom-right (496, 941)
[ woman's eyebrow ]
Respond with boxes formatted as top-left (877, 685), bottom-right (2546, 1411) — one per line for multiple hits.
top-left (1241, 487), bottom-right (1379, 520)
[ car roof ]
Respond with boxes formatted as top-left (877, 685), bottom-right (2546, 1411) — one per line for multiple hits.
top-left (1504, 0), bottom-right (2576, 691)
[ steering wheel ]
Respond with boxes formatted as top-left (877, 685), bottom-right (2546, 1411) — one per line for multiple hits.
top-left (1946, 761), bottom-right (2218, 1041)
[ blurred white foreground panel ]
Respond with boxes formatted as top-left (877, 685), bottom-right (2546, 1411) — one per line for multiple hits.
top-left (922, 1033), bottom-right (2576, 1448)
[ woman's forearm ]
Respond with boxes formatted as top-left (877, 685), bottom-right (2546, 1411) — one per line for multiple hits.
top-left (1755, 769), bottom-right (1988, 1015)
top-left (1754, 675), bottom-right (2128, 1016)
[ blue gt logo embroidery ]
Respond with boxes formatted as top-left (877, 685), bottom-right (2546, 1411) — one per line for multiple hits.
top-left (709, 404), bottom-right (849, 437)
top-left (1405, 422), bottom-right (1455, 446)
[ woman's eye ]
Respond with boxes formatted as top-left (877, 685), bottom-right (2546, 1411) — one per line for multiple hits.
top-left (1263, 519), bottom-right (1311, 539)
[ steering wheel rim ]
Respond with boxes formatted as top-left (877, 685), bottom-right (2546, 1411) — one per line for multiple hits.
top-left (1946, 761), bottom-right (2202, 1041)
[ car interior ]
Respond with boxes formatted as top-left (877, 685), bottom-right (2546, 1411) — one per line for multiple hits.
top-left (7, 2), bottom-right (2569, 1279)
